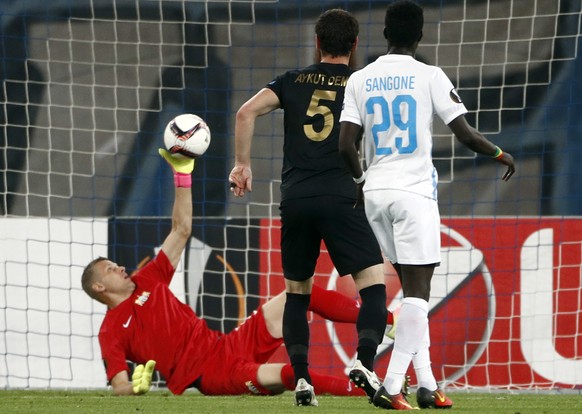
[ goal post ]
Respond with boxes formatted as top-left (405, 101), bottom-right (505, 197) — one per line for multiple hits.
top-left (1, 0), bottom-right (581, 391)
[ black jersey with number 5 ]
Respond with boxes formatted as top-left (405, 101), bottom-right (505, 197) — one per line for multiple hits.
top-left (266, 62), bottom-right (357, 202)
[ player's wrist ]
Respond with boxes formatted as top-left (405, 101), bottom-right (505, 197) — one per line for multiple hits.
top-left (491, 146), bottom-right (504, 160)
top-left (174, 172), bottom-right (192, 188)
top-left (353, 171), bottom-right (367, 184)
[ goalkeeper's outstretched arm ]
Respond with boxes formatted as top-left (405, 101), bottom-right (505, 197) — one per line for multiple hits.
top-left (158, 149), bottom-right (195, 269)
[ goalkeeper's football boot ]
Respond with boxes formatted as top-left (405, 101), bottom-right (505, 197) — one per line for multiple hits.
top-left (373, 386), bottom-right (417, 410)
top-left (294, 378), bottom-right (319, 406)
top-left (416, 387), bottom-right (453, 409)
top-left (349, 360), bottom-right (382, 403)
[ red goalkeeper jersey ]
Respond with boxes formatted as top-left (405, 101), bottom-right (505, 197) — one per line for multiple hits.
top-left (99, 251), bottom-right (220, 394)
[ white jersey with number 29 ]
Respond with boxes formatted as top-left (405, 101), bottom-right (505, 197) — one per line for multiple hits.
top-left (340, 54), bottom-right (467, 200)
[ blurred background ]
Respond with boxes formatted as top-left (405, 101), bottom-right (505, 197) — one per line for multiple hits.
top-left (1, 0), bottom-right (580, 219)
top-left (1, 0), bottom-right (581, 391)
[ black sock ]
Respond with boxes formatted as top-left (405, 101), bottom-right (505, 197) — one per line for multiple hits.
top-left (356, 284), bottom-right (387, 371)
top-left (283, 292), bottom-right (312, 384)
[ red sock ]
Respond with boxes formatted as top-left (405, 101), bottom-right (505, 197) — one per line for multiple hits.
top-left (309, 284), bottom-right (393, 325)
top-left (280, 363), bottom-right (366, 397)
top-left (310, 369), bottom-right (366, 396)
top-left (280, 363), bottom-right (296, 390)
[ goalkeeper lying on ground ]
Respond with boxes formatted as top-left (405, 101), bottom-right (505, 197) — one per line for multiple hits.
top-left (81, 149), bottom-right (395, 397)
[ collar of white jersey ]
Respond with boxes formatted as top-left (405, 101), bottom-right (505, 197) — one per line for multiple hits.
top-left (376, 54), bottom-right (415, 63)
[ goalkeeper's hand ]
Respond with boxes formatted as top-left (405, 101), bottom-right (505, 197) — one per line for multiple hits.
top-left (158, 148), bottom-right (195, 174)
top-left (132, 360), bottom-right (156, 395)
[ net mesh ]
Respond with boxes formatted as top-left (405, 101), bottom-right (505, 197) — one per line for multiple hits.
top-left (1, 0), bottom-right (581, 390)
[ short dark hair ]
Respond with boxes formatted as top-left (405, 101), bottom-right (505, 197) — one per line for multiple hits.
top-left (81, 256), bottom-right (108, 303)
top-left (315, 9), bottom-right (359, 57)
top-left (384, 0), bottom-right (424, 48)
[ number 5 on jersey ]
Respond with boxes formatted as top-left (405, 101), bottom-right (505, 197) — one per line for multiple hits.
top-left (305, 89), bottom-right (337, 142)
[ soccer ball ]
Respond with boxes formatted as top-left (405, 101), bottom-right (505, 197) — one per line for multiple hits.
top-left (164, 113), bottom-right (211, 158)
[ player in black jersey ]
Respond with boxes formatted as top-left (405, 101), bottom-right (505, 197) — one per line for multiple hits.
top-left (229, 9), bottom-right (389, 406)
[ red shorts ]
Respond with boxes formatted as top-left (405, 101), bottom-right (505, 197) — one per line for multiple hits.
top-left (196, 307), bottom-right (283, 395)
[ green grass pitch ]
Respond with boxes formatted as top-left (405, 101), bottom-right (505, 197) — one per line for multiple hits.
top-left (1, 390), bottom-right (581, 413)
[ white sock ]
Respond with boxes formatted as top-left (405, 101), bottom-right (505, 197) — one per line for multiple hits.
top-left (383, 297), bottom-right (429, 395)
top-left (412, 324), bottom-right (438, 391)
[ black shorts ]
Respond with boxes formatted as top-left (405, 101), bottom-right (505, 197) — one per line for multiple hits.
top-left (280, 195), bottom-right (383, 281)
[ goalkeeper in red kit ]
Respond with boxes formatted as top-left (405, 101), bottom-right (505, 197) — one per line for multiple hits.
top-left (81, 149), bottom-right (395, 397)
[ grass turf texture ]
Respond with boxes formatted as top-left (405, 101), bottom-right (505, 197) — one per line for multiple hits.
top-left (1, 390), bottom-right (581, 413)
